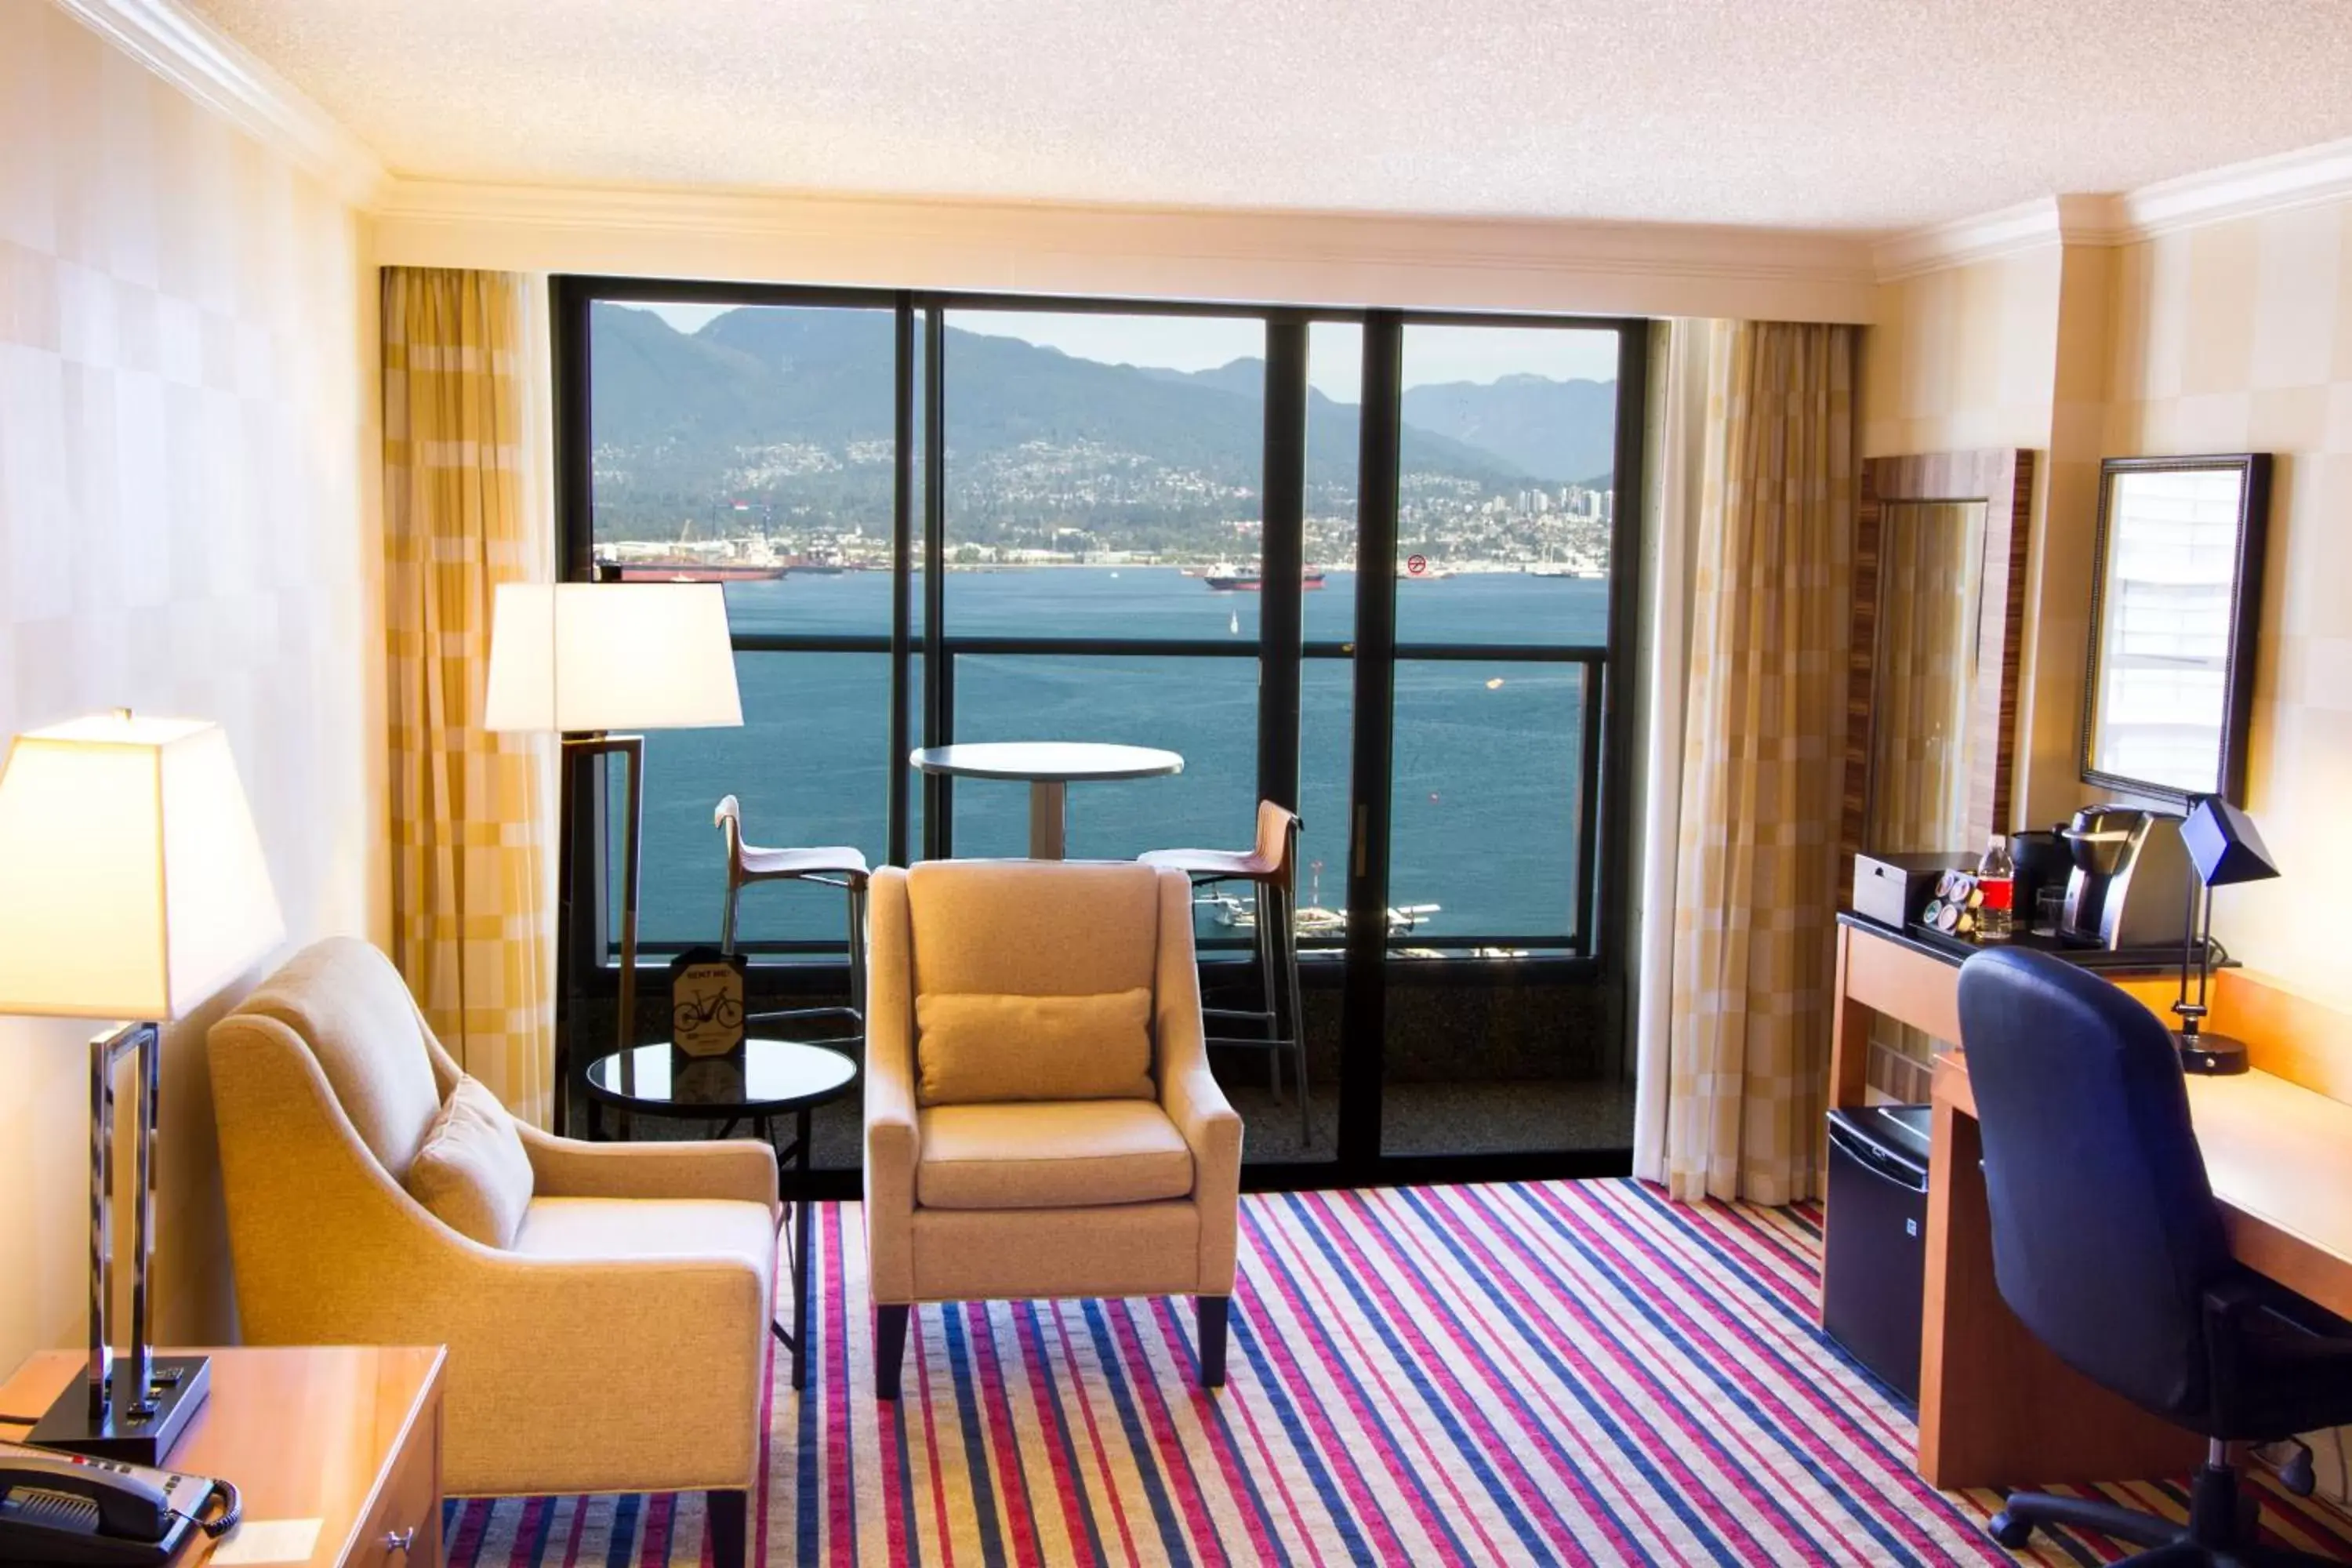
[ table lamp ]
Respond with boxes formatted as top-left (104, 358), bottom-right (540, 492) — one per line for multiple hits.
top-left (2172, 795), bottom-right (2279, 1076)
top-left (483, 583), bottom-right (742, 1112)
top-left (0, 713), bottom-right (284, 1461)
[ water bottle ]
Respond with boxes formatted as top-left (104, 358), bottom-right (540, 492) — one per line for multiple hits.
top-left (1976, 835), bottom-right (2015, 942)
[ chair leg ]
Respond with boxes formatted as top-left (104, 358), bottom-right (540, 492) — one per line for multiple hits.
top-left (1991, 1490), bottom-right (2182, 1551)
top-left (1197, 1296), bottom-right (1229, 1388)
top-left (1279, 884), bottom-right (1309, 1146)
top-left (847, 883), bottom-right (868, 1031)
top-left (706, 1489), bottom-right (748, 1568)
top-left (875, 1303), bottom-right (910, 1401)
top-left (1255, 881), bottom-right (1283, 1099)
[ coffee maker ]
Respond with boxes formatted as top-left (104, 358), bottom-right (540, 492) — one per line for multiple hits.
top-left (2059, 805), bottom-right (2192, 950)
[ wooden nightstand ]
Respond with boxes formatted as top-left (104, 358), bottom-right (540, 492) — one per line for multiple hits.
top-left (0, 1346), bottom-right (445, 1568)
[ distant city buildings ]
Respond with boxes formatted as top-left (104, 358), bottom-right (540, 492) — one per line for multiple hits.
top-left (597, 437), bottom-right (1613, 572)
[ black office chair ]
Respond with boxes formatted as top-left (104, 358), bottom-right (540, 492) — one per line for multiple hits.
top-left (1956, 947), bottom-right (2352, 1564)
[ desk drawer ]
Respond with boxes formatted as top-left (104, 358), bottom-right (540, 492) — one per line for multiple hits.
top-left (1843, 927), bottom-right (1963, 1042)
top-left (345, 1411), bottom-right (437, 1568)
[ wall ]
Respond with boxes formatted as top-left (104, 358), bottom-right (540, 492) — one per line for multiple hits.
top-left (0, 1), bottom-right (376, 1373)
top-left (1864, 249), bottom-right (2063, 457)
top-left (1868, 194), bottom-right (2352, 1016)
top-left (2102, 198), bottom-right (2352, 1010)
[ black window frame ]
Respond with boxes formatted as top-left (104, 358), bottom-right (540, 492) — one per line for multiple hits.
top-left (550, 276), bottom-right (1648, 1191)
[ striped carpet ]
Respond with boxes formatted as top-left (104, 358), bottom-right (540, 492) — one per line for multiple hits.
top-left (444, 1179), bottom-right (2352, 1566)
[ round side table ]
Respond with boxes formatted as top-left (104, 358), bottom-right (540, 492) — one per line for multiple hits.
top-left (582, 1039), bottom-right (858, 1391)
top-left (908, 741), bottom-right (1183, 858)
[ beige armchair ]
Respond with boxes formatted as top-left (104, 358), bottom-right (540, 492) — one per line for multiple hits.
top-left (863, 860), bottom-right (1243, 1400)
top-left (208, 938), bottom-right (777, 1566)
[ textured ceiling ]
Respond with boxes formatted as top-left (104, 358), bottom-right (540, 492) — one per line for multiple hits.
top-left (191, 0), bottom-right (2352, 230)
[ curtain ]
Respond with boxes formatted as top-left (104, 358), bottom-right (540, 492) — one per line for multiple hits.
top-left (383, 267), bottom-right (556, 1127)
top-left (1648, 320), bottom-right (1857, 1206)
top-left (1631, 319), bottom-right (1727, 1184)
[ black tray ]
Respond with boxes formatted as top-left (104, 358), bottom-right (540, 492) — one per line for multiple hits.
top-left (1902, 921), bottom-right (2222, 972)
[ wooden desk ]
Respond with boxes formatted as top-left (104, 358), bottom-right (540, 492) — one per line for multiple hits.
top-left (0, 1347), bottom-right (445, 1568)
top-left (1827, 914), bottom-right (2352, 1489)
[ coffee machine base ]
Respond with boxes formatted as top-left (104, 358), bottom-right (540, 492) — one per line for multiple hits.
top-left (2176, 1030), bottom-right (2251, 1076)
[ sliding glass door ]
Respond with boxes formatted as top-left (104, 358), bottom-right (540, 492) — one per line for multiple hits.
top-left (1371, 319), bottom-right (1637, 1162)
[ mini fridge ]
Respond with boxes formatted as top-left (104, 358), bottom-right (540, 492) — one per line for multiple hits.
top-left (1821, 1103), bottom-right (1932, 1400)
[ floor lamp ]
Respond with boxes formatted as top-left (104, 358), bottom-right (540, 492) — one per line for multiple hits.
top-left (0, 713), bottom-right (284, 1461)
top-left (484, 583), bottom-right (743, 1128)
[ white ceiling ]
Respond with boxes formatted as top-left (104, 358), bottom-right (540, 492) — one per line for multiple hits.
top-left (189, 0), bottom-right (2352, 232)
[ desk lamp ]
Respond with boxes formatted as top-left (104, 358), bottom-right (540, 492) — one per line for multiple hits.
top-left (0, 713), bottom-right (284, 1461)
top-left (2172, 796), bottom-right (2278, 1076)
top-left (483, 583), bottom-right (742, 1120)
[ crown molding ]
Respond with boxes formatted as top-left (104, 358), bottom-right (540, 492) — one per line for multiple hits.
top-left (1877, 137), bottom-right (2352, 281)
top-left (372, 178), bottom-right (1881, 321)
top-left (1871, 194), bottom-right (2128, 281)
top-left (376, 178), bottom-right (1878, 284)
top-left (51, 0), bottom-right (386, 205)
top-left (2117, 134), bottom-right (2352, 238)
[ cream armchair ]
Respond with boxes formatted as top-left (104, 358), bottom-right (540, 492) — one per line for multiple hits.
top-left (864, 860), bottom-right (1243, 1400)
top-left (208, 938), bottom-right (777, 1566)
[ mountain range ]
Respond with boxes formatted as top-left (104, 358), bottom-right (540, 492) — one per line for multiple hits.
top-left (587, 304), bottom-right (1616, 540)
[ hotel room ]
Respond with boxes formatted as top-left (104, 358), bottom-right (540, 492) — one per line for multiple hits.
top-left (3, 1), bottom-right (2352, 1563)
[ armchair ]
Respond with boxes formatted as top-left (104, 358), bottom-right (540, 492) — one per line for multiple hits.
top-left (207, 938), bottom-right (777, 1566)
top-left (863, 860), bottom-right (1243, 1399)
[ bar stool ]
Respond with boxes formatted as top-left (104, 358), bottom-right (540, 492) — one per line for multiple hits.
top-left (713, 795), bottom-right (869, 1051)
top-left (1141, 800), bottom-right (1308, 1144)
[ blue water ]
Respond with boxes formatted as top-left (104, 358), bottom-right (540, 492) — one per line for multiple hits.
top-left (624, 567), bottom-right (1611, 949)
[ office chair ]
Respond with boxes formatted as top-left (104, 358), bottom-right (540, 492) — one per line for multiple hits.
top-left (1956, 947), bottom-right (2352, 1564)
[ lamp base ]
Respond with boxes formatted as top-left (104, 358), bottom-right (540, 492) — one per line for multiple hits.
top-left (27, 1354), bottom-right (209, 1464)
top-left (2176, 1031), bottom-right (2251, 1077)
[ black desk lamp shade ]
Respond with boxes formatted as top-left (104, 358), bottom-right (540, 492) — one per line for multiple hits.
top-left (2175, 797), bottom-right (2280, 1075)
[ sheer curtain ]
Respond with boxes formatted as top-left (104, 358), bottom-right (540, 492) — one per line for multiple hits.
top-left (382, 267), bottom-right (557, 1125)
top-left (1633, 320), bottom-right (1858, 1205)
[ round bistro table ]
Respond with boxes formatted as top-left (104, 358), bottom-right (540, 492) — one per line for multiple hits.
top-left (582, 1038), bottom-right (858, 1391)
top-left (909, 741), bottom-right (1184, 858)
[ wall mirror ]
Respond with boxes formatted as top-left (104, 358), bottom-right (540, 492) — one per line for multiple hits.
top-left (2081, 454), bottom-right (2270, 804)
top-left (1843, 450), bottom-right (2033, 862)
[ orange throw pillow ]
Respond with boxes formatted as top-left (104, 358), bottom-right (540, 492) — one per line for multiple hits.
top-left (405, 1075), bottom-right (535, 1247)
top-left (915, 989), bottom-right (1156, 1105)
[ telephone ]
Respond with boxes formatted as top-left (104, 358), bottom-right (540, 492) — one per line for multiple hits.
top-left (0, 1439), bottom-right (239, 1566)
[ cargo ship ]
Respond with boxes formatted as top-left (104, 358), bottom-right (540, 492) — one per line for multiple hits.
top-left (1204, 563), bottom-right (1327, 591)
top-left (1525, 555), bottom-right (1605, 580)
top-left (596, 532), bottom-right (787, 583)
top-left (597, 557), bottom-right (788, 583)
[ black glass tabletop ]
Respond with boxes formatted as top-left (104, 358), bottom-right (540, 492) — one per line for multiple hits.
top-left (582, 1038), bottom-right (858, 1116)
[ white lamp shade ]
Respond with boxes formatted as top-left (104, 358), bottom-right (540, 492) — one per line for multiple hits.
top-left (0, 714), bottom-right (286, 1022)
top-left (482, 583), bottom-right (744, 733)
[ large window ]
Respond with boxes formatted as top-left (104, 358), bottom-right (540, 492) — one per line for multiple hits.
top-left (557, 281), bottom-right (1646, 1182)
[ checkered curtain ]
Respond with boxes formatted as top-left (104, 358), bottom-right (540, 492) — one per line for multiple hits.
top-left (1658, 321), bottom-right (1857, 1205)
top-left (383, 267), bottom-right (556, 1126)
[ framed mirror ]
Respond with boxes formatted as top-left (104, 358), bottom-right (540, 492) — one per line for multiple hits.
top-left (2080, 454), bottom-right (2270, 804)
top-left (1843, 450), bottom-right (2034, 863)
